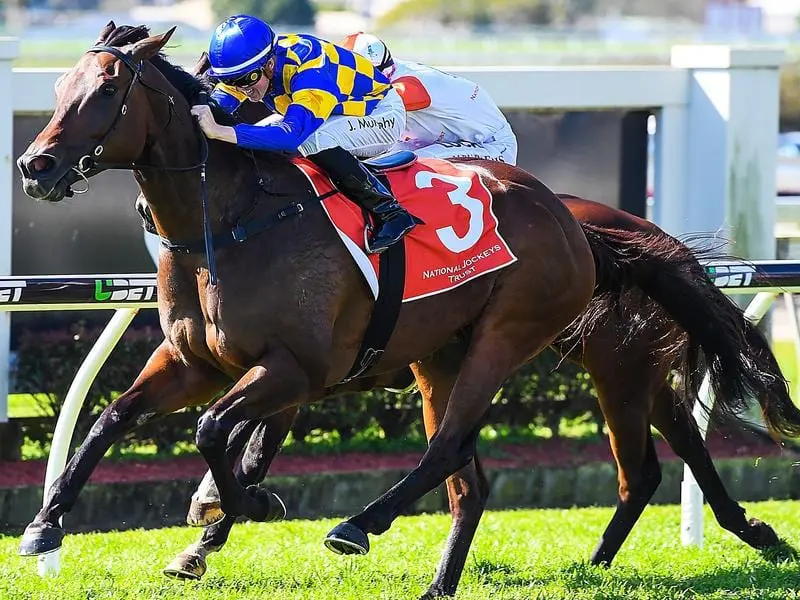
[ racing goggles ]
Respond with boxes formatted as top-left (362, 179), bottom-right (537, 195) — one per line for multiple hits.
top-left (221, 67), bottom-right (264, 89)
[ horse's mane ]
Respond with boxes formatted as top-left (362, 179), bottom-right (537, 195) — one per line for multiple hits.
top-left (99, 23), bottom-right (238, 126)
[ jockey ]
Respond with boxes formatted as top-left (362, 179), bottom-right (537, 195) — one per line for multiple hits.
top-left (191, 15), bottom-right (416, 254)
top-left (341, 32), bottom-right (518, 165)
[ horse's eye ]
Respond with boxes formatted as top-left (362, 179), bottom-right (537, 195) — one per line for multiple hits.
top-left (100, 83), bottom-right (117, 97)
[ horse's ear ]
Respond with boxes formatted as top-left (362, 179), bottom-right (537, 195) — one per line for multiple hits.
top-left (128, 26), bottom-right (177, 62)
top-left (95, 20), bottom-right (116, 45)
top-left (192, 51), bottom-right (211, 77)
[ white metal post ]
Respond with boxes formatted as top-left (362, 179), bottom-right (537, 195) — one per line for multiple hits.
top-left (0, 38), bottom-right (19, 423)
top-left (680, 291), bottom-right (778, 547)
top-left (37, 308), bottom-right (139, 576)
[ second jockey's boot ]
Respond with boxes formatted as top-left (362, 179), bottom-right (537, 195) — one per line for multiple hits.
top-left (308, 147), bottom-right (418, 254)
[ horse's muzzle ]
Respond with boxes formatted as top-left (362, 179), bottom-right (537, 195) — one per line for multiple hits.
top-left (20, 174), bottom-right (68, 202)
top-left (17, 152), bottom-right (80, 202)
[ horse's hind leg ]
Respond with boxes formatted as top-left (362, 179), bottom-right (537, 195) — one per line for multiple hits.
top-left (324, 270), bottom-right (591, 557)
top-left (422, 456), bottom-right (490, 599)
top-left (18, 342), bottom-right (229, 556)
top-left (163, 408), bottom-right (298, 580)
top-left (589, 380), bottom-right (663, 566)
top-left (650, 385), bottom-right (781, 549)
top-left (411, 343), bottom-right (490, 599)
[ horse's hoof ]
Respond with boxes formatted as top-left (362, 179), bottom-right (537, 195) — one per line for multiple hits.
top-left (163, 552), bottom-right (207, 580)
top-left (324, 522), bottom-right (369, 556)
top-left (243, 485), bottom-right (286, 523)
top-left (18, 522), bottom-right (65, 556)
top-left (187, 499), bottom-right (225, 528)
top-left (747, 518), bottom-right (780, 549)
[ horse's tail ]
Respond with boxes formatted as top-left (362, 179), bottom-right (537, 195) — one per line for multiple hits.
top-left (579, 223), bottom-right (800, 438)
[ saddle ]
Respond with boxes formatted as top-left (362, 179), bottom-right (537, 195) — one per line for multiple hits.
top-left (363, 150), bottom-right (416, 173)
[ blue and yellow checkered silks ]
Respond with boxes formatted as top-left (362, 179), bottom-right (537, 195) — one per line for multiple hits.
top-left (210, 33), bottom-right (393, 152)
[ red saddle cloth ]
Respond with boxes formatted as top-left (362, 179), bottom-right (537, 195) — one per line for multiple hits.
top-left (294, 157), bottom-right (517, 302)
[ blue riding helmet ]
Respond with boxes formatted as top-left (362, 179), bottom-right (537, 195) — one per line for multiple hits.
top-left (207, 15), bottom-right (276, 82)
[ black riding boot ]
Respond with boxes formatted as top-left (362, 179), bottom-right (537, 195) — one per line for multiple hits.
top-left (309, 147), bottom-right (418, 254)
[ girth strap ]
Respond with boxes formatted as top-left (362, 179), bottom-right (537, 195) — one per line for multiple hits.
top-left (339, 229), bottom-right (406, 384)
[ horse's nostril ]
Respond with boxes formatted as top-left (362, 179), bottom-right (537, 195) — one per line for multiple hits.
top-left (28, 155), bottom-right (55, 174)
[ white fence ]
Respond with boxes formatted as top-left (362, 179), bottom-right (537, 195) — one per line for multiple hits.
top-left (0, 37), bottom-right (789, 574)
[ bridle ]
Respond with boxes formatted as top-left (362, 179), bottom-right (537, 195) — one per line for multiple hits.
top-left (44, 43), bottom-right (323, 286)
top-left (70, 44), bottom-right (218, 281)
top-left (70, 45), bottom-right (209, 184)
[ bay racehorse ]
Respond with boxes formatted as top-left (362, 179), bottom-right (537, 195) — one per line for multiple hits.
top-left (163, 195), bottom-right (800, 598)
top-left (16, 21), bottom-right (597, 560)
top-left (15, 23), bottom-right (798, 598)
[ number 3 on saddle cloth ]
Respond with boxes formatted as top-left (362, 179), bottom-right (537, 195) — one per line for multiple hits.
top-left (294, 153), bottom-right (518, 382)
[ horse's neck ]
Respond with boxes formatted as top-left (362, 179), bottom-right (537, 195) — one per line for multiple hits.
top-left (134, 124), bottom-right (205, 240)
top-left (138, 134), bottom-right (302, 242)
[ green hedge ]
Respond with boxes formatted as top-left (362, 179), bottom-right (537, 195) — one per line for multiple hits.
top-left (12, 325), bottom-right (600, 456)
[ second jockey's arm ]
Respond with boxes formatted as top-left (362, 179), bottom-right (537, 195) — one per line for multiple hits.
top-left (392, 76), bottom-right (431, 112)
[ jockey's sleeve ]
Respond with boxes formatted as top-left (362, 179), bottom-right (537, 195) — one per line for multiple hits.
top-left (233, 67), bottom-right (339, 152)
top-left (392, 76), bottom-right (432, 112)
top-left (210, 83), bottom-right (246, 114)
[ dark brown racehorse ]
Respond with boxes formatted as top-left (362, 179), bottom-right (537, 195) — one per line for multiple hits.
top-left (16, 23), bottom-right (798, 598)
top-left (15, 22), bottom-right (599, 558)
top-left (163, 194), bottom-right (800, 598)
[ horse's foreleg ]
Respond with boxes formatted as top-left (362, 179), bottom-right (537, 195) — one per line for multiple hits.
top-left (195, 345), bottom-right (309, 523)
top-left (186, 419), bottom-right (261, 528)
top-left (164, 408), bottom-right (298, 580)
top-left (18, 342), bottom-right (229, 556)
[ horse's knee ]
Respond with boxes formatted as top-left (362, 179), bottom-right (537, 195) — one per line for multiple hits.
top-left (196, 412), bottom-right (228, 454)
top-left (448, 476), bottom-right (488, 518)
top-left (90, 392), bottom-right (153, 437)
